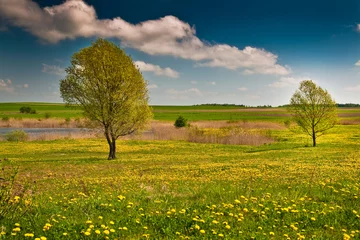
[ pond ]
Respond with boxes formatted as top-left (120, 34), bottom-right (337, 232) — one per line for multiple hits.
top-left (0, 128), bottom-right (91, 135)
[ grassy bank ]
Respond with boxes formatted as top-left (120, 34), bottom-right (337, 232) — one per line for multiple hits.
top-left (0, 125), bottom-right (359, 239)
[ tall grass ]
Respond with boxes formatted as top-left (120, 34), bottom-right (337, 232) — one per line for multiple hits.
top-left (0, 118), bottom-right (85, 128)
top-left (127, 121), bottom-right (274, 146)
top-left (187, 127), bottom-right (273, 146)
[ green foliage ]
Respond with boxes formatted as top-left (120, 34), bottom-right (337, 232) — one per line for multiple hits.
top-left (65, 117), bottom-right (71, 125)
top-left (1, 116), bottom-right (9, 121)
top-left (5, 130), bottom-right (28, 142)
top-left (19, 106), bottom-right (36, 114)
top-left (287, 80), bottom-right (337, 146)
top-left (60, 38), bottom-right (152, 159)
top-left (44, 112), bottom-right (51, 119)
top-left (174, 116), bottom-right (188, 128)
top-left (19, 106), bottom-right (31, 113)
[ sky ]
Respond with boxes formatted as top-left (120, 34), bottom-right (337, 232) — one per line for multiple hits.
top-left (0, 0), bottom-right (360, 106)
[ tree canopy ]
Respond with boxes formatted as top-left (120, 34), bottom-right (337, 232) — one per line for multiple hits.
top-left (287, 80), bottom-right (337, 147)
top-left (60, 39), bottom-right (152, 159)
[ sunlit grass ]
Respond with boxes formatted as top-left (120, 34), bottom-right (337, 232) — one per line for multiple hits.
top-left (0, 124), bottom-right (359, 239)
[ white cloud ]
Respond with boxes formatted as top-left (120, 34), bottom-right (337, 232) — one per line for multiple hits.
top-left (355, 60), bottom-right (360, 67)
top-left (148, 84), bottom-right (158, 89)
top-left (0, 79), bottom-right (14, 92)
top-left (209, 81), bottom-right (216, 85)
top-left (23, 84), bottom-right (29, 88)
top-left (237, 87), bottom-right (248, 91)
top-left (135, 61), bottom-right (179, 78)
top-left (0, 0), bottom-right (289, 75)
top-left (166, 88), bottom-right (203, 100)
top-left (190, 81), bottom-right (197, 84)
top-left (345, 85), bottom-right (360, 92)
top-left (268, 76), bottom-right (306, 88)
top-left (42, 64), bottom-right (66, 76)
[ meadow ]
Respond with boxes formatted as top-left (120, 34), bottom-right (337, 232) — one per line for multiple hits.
top-left (1, 102), bottom-right (360, 123)
top-left (0, 103), bottom-right (360, 239)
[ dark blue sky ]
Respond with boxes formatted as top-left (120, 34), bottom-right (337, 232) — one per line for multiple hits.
top-left (0, 0), bottom-right (360, 105)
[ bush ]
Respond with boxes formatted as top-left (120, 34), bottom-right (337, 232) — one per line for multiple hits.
top-left (5, 130), bottom-right (28, 142)
top-left (19, 106), bottom-right (36, 114)
top-left (65, 117), bottom-right (71, 125)
top-left (44, 112), bottom-right (51, 119)
top-left (174, 116), bottom-right (188, 128)
top-left (1, 116), bottom-right (9, 121)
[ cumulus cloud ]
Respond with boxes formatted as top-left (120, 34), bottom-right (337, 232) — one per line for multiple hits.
top-left (166, 88), bottom-right (203, 100)
top-left (135, 61), bottom-right (179, 78)
top-left (42, 64), bottom-right (66, 76)
top-left (268, 76), bottom-right (306, 88)
top-left (209, 81), bottom-right (216, 85)
top-left (355, 60), bottom-right (360, 67)
top-left (147, 84), bottom-right (158, 89)
top-left (345, 85), bottom-right (360, 92)
top-left (0, 0), bottom-right (290, 75)
top-left (0, 79), bottom-right (14, 92)
top-left (190, 81), bottom-right (197, 84)
top-left (237, 87), bottom-right (248, 91)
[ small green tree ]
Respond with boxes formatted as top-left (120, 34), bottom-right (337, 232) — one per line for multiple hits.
top-left (287, 80), bottom-right (337, 147)
top-left (19, 106), bottom-right (31, 114)
top-left (174, 116), bottom-right (188, 128)
top-left (5, 130), bottom-right (28, 142)
top-left (60, 39), bottom-right (152, 159)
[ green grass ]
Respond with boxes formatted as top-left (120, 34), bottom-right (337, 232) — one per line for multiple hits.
top-left (0, 103), bottom-right (83, 119)
top-left (1, 102), bottom-right (359, 122)
top-left (0, 125), bottom-right (359, 239)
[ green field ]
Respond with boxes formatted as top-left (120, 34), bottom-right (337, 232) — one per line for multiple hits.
top-left (1, 110), bottom-right (360, 239)
top-left (1, 102), bottom-right (360, 122)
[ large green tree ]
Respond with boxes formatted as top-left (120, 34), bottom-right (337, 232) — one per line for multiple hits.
top-left (60, 39), bottom-right (152, 159)
top-left (287, 80), bottom-right (337, 147)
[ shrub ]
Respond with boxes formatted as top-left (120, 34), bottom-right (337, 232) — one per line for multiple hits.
top-left (19, 106), bottom-right (31, 113)
top-left (20, 106), bottom-right (36, 114)
top-left (44, 112), bottom-right (51, 119)
top-left (65, 117), bottom-right (71, 125)
top-left (1, 116), bottom-right (9, 121)
top-left (5, 130), bottom-right (28, 142)
top-left (174, 116), bottom-right (188, 128)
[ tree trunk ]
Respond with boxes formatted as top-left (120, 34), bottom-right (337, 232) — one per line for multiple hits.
top-left (312, 128), bottom-right (316, 147)
top-left (105, 129), bottom-right (116, 160)
top-left (110, 138), bottom-right (116, 159)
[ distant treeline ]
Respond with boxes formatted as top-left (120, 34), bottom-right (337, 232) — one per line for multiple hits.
top-left (193, 104), bottom-right (272, 108)
top-left (279, 103), bottom-right (360, 108)
top-left (336, 103), bottom-right (360, 107)
top-left (196, 103), bottom-right (360, 108)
